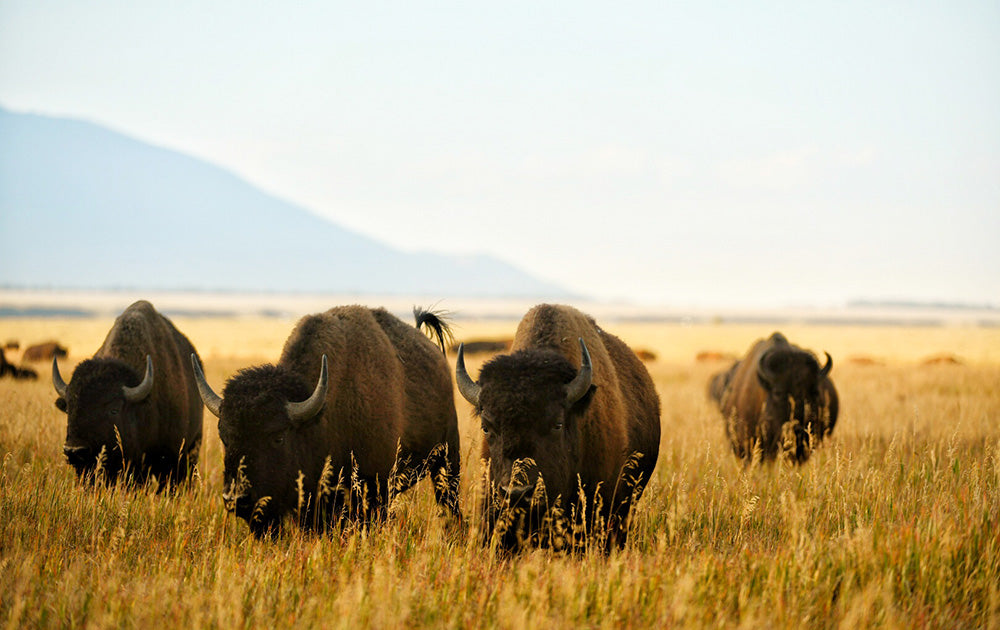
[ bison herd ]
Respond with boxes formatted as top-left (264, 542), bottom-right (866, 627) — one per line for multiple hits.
top-left (37, 300), bottom-right (839, 551)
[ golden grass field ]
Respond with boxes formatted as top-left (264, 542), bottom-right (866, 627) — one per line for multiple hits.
top-left (2, 315), bottom-right (999, 628)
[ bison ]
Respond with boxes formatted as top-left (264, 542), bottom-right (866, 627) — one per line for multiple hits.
top-left (52, 300), bottom-right (203, 485)
top-left (24, 341), bottom-right (68, 362)
top-left (709, 332), bottom-right (838, 464)
top-left (449, 339), bottom-right (512, 355)
top-left (192, 306), bottom-right (461, 537)
top-left (1, 347), bottom-right (37, 380)
top-left (455, 304), bottom-right (661, 551)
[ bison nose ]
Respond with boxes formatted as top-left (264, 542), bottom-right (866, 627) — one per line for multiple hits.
top-left (63, 445), bottom-right (92, 466)
top-left (502, 483), bottom-right (538, 504)
top-left (223, 490), bottom-right (253, 516)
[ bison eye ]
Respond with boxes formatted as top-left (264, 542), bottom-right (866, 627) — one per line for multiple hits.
top-left (273, 434), bottom-right (285, 446)
top-left (552, 421), bottom-right (564, 432)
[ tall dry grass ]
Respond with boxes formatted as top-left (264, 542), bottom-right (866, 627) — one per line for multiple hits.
top-left (1, 317), bottom-right (998, 628)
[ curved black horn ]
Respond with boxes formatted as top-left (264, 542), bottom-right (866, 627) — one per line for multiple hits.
top-left (52, 356), bottom-right (68, 398)
top-left (191, 354), bottom-right (223, 418)
top-left (455, 343), bottom-right (481, 406)
top-left (286, 355), bottom-right (328, 424)
top-left (565, 338), bottom-right (593, 405)
top-left (122, 355), bottom-right (154, 402)
top-left (819, 352), bottom-right (833, 378)
top-left (756, 349), bottom-right (778, 388)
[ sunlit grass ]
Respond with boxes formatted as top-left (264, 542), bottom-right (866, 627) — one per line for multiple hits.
top-left (1, 318), bottom-right (999, 628)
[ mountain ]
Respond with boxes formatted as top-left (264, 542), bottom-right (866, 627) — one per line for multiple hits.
top-left (0, 107), bottom-right (568, 298)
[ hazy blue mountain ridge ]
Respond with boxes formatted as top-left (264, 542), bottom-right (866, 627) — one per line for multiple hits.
top-left (0, 107), bottom-right (567, 297)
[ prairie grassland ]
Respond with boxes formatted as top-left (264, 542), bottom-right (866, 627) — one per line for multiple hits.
top-left (2, 317), bottom-right (999, 629)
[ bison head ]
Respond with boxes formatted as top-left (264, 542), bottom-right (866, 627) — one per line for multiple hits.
top-left (457, 339), bottom-right (595, 515)
top-left (192, 355), bottom-right (328, 537)
top-left (756, 347), bottom-right (833, 459)
top-left (52, 355), bottom-right (154, 481)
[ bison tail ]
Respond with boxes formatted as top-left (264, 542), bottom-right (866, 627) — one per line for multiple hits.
top-left (413, 306), bottom-right (455, 355)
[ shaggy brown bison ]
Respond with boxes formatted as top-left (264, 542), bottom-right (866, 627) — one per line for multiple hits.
top-left (24, 341), bottom-right (68, 362)
top-left (710, 332), bottom-right (838, 465)
top-left (192, 306), bottom-right (460, 537)
top-left (455, 304), bottom-right (660, 551)
top-left (52, 301), bottom-right (203, 484)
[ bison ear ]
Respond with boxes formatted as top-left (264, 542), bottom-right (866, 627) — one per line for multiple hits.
top-left (568, 384), bottom-right (597, 417)
top-left (55, 397), bottom-right (67, 413)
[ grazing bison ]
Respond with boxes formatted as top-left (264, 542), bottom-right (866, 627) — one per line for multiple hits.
top-left (1, 347), bottom-right (37, 380)
top-left (24, 341), bottom-right (68, 362)
top-left (192, 306), bottom-right (461, 537)
top-left (455, 304), bottom-right (660, 551)
top-left (710, 332), bottom-right (838, 464)
top-left (52, 301), bottom-right (203, 485)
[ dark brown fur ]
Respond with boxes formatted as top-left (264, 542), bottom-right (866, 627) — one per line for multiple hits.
top-left (472, 304), bottom-right (660, 550)
top-left (216, 306), bottom-right (460, 537)
top-left (713, 332), bottom-right (838, 464)
top-left (0, 347), bottom-right (37, 380)
top-left (55, 301), bottom-right (203, 484)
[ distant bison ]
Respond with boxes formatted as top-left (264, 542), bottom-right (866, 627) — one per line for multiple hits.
top-left (921, 354), bottom-right (963, 366)
top-left (0, 347), bottom-right (37, 380)
top-left (24, 341), bottom-right (68, 362)
top-left (193, 306), bottom-right (461, 537)
top-left (710, 332), bottom-right (838, 464)
top-left (847, 355), bottom-right (884, 367)
top-left (455, 304), bottom-right (660, 551)
top-left (696, 350), bottom-right (737, 363)
top-left (52, 301), bottom-right (203, 485)
top-left (634, 349), bottom-right (657, 362)
top-left (449, 339), bottom-right (512, 355)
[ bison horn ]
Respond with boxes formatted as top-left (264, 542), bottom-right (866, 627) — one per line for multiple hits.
top-left (756, 349), bottom-right (778, 388)
top-left (52, 356), bottom-right (68, 398)
top-left (455, 343), bottom-right (481, 406)
top-left (191, 354), bottom-right (223, 418)
top-left (565, 338), bottom-right (593, 405)
top-left (819, 352), bottom-right (833, 378)
top-left (122, 355), bottom-right (154, 402)
top-left (286, 355), bottom-right (329, 424)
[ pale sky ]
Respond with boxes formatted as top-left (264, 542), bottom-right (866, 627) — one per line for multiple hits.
top-left (1, 2), bottom-right (998, 307)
